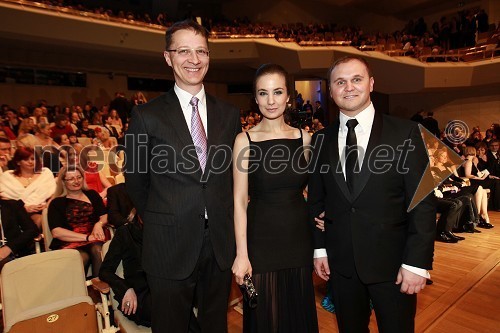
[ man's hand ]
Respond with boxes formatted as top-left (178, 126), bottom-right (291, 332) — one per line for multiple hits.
top-left (396, 267), bottom-right (427, 294)
top-left (0, 246), bottom-right (12, 261)
top-left (121, 288), bottom-right (138, 315)
top-left (313, 257), bottom-right (330, 281)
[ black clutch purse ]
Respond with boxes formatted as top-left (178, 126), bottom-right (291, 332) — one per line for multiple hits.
top-left (239, 274), bottom-right (258, 309)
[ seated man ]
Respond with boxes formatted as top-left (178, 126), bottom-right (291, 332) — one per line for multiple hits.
top-left (107, 183), bottom-right (134, 228)
top-left (99, 215), bottom-right (151, 327)
top-left (0, 199), bottom-right (39, 271)
top-left (487, 140), bottom-right (500, 178)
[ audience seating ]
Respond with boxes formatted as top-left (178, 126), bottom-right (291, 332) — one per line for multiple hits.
top-left (77, 137), bottom-right (92, 146)
top-left (1, 250), bottom-right (100, 332)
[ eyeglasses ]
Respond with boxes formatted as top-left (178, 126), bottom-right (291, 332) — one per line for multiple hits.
top-left (166, 48), bottom-right (210, 57)
top-left (64, 176), bottom-right (83, 182)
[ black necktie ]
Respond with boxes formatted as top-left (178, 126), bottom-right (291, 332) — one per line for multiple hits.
top-left (345, 119), bottom-right (359, 192)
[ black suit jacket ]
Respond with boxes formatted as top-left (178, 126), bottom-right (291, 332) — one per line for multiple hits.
top-left (125, 89), bottom-right (241, 280)
top-left (486, 150), bottom-right (500, 177)
top-left (107, 183), bottom-right (134, 228)
top-left (0, 199), bottom-right (38, 256)
top-left (308, 111), bottom-right (436, 284)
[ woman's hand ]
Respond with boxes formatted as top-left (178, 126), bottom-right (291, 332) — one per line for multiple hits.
top-left (24, 204), bottom-right (45, 213)
top-left (315, 211), bottom-right (326, 232)
top-left (121, 288), bottom-right (138, 315)
top-left (232, 255), bottom-right (252, 285)
top-left (91, 222), bottom-right (105, 241)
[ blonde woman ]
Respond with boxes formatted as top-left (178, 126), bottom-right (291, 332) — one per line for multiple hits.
top-left (48, 164), bottom-right (108, 277)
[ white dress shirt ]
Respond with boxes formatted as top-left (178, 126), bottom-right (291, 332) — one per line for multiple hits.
top-left (314, 103), bottom-right (430, 279)
top-left (174, 84), bottom-right (208, 137)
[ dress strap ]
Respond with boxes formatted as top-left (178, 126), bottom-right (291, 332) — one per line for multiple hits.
top-left (298, 128), bottom-right (303, 139)
top-left (245, 131), bottom-right (252, 142)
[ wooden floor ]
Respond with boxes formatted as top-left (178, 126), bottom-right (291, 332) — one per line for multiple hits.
top-left (228, 211), bottom-right (500, 333)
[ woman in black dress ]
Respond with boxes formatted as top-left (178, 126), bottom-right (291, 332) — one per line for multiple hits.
top-left (48, 164), bottom-right (109, 276)
top-left (232, 64), bottom-right (318, 333)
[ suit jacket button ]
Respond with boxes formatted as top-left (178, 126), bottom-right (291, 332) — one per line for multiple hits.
top-left (202, 184), bottom-right (207, 189)
top-left (351, 207), bottom-right (356, 213)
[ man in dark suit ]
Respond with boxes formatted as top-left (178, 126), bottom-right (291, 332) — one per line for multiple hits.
top-left (313, 100), bottom-right (327, 126)
top-left (487, 139), bottom-right (500, 178)
top-left (421, 111), bottom-right (440, 137)
top-left (0, 199), bottom-right (39, 270)
top-left (309, 56), bottom-right (436, 332)
top-left (107, 183), bottom-right (134, 228)
top-left (125, 20), bottom-right (241, 333)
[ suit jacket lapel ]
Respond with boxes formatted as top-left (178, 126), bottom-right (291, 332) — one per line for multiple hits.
top-left (329, 120), bottom-right (352, 201)
top-left (350, 111), bottom-right (383, 201)
top-left (163, 90), bottom-right (192, 147)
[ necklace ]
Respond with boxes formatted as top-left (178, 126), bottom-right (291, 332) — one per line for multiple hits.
top-left (18, 175), bottom-right (33, 187)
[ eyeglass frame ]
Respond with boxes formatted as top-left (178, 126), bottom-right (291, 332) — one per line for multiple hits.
top-left (166, 48), bottom-right (210, 57)
top-left (64, 175), bottom-right (84, 182)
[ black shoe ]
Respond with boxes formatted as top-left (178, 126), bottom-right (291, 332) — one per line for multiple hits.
top-left (436, 232), bottom-right (458, 243)
top-left (445, 231), bottom-right (465, 241)
top-left (461, 223), bottom-right (475, 233)
top-left (453, 227), bottom-right (464, 233)
top-left (473, 228), bottom-right (482, 233)
top-left (477, 221), bottom-right (494, 229)
top-left (426, 279), bottom-right (434, 285)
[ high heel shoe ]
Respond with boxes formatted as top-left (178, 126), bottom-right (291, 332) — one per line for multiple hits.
top-left (477, 218), bottom-right (494, 229)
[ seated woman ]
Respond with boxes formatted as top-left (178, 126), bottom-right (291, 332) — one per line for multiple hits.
top-left (93, 127), bottom-right (115, 149)
top-left (0, 147), bottom-right (56, 230)
top-left (433, 149), bottom-right (486, 233)
top-left (106, 109), bottom-right (123, 129)
top-left (463, 146), bottom-right (500, 221)
top-left (79, 148), bottom-right (112, 200)
top-left (48, 165), bottom-right (109, 277)
top-left (16, 118), bottom-right (37, 148)
top-left (0, 199), bottom-right (39, 271)
top-left (99, 214), bottom-right (151, 327)
top-left (476, 142), bottom-right (489, 171)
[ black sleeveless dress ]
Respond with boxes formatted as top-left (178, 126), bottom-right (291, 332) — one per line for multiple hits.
top-left (243, 130), bottom-right (318, 333)
top-left (466, 162), bottom-right (500, 210)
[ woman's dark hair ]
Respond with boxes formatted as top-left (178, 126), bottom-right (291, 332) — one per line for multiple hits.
top-left (13, 146), bottom-right (42, 175)
top-left (253, 63), bottom-right (290, 97)
top-left (53, 134), bottom-right (68, 145)
top-left (475, 141), bottom-right (487, 152)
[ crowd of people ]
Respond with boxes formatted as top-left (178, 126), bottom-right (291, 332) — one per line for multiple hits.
top-left (409, 111), bottom-right (500, 244)
top-left (23, 0), bottom-right (499, 61)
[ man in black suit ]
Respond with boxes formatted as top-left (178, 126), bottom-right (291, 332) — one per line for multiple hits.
top-left (313, 100), bottom-right (327, 126)
top-left (125, 20), bottom-right (241, 333)
top-left (0, 199), bottom-right (39, 270)
top-left (107, 183), bottom-right (134, 228)
top-left (487, 139), bottom-right (500, 178)
top-left (309, 56), bottom-right (436, 332)
top-left (421, 111), bottom-right (440, 137)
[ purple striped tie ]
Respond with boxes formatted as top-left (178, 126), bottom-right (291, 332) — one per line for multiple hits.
top-left (190, 96), bottom-right (207, 172)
